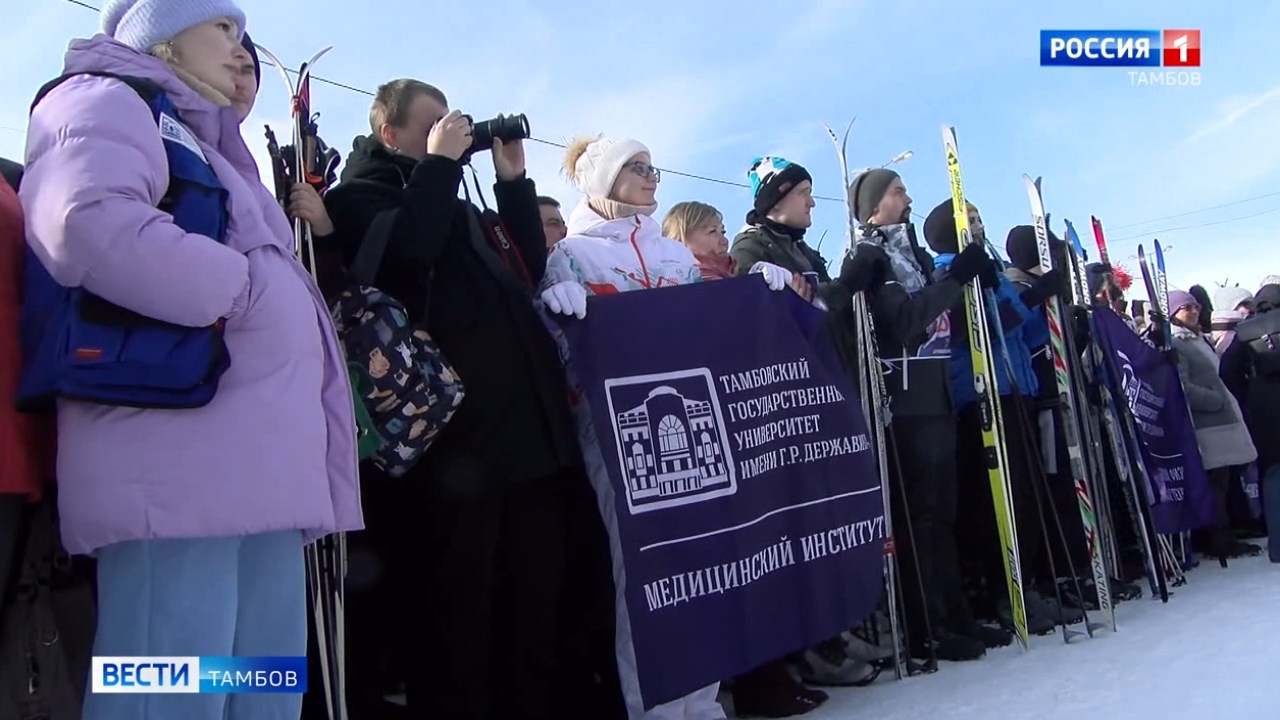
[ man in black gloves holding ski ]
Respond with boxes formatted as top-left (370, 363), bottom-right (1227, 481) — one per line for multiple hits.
top-left (847, 169), bottom-right (1010, 661)
top-left (324, 79), bottom-right (583, 720)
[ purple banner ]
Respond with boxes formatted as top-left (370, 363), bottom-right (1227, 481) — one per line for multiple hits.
top-left (560, 278), bottom-right (885, 709)
top-left (1092, 308), bottom-right (1216, 533)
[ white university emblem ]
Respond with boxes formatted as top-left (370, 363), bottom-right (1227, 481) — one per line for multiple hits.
top-left (604, 369), bottom-right (738, 515)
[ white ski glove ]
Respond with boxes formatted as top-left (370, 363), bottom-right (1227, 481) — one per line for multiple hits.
top-left (541, 281), bottom-right (588, 319)
top-left (750, 262), bottom-right (793, 291)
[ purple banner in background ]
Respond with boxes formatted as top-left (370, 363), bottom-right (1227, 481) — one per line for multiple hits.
top-left (1093, 308), bottom-right (1216, 533)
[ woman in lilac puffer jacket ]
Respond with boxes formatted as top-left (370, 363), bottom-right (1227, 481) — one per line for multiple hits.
top-left (20, 2), bottom-right (362, 718)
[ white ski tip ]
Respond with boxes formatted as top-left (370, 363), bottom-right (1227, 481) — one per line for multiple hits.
top-left (305, 46), bottom-right (335, 68)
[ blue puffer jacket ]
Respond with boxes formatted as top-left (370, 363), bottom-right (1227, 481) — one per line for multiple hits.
top-left (935, 253), bottom-right (1040, 410)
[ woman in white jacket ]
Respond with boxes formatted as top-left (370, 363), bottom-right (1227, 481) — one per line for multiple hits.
top-left (541, 135), bottom-right (793, 720)
top-left (542, 135), bottom-right (794, 309)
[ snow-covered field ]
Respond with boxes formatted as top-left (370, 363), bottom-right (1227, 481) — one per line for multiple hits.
top-left (807, 552), bottom-right (1278, 720)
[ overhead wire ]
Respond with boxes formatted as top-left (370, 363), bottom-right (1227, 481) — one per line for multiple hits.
top-left (1107, 204), bottom-right (1280, 243)
top-left (54, 0), bottom-right (855, 201)
top-left (40, 0), bottom-right (1279, 234)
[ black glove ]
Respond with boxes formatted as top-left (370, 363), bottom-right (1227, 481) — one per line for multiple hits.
top-left (948, 243), bottom-right (994, 286)
top-left (1070, 305), bottom-right (1092, 349)
top-left (979, 262), bottom-right (1001, 289)
top-left (1144, 311), bottom-right (1167, 347)
top-left (838, 245), bottom-right (890, 294)
top-left (1020, 268), bottom-right (1063, 307)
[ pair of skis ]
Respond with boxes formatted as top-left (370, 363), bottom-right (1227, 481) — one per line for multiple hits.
top-left (942, 132), bottom-right (1108, 646)
top-left (1136, 240), bottom-right (1173, 355)
top-left (822, 119), bottom-right (918, 679)
top-left (1022, 178), bottom-right (1116, 636)
top-left (255, 43), bottom-right (348, 720)
top-left (1074, 218), bottom-right (1179, 599)
top-left (1134, 235), bottom-right (1199, 573)
top-left (258, 44), bottom-right (338, 272)
top-left (941, 128), bottom-right (1032, 649)
top-left (1092, 219), bottom-right (1183, 589)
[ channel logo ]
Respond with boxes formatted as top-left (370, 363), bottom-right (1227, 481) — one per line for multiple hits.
top-left (1040, 30), bottom-right (1201, 67)
top-left (91, 656), bottom-right (307, 694)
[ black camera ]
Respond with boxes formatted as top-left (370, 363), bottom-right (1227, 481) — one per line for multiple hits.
top-left (462, 113), bottom-right (530, 156)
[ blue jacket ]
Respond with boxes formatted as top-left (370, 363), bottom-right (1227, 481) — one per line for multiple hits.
top-left (1018, 282), bottom-right (1050, 367)
top-left (1005, 266), bottom-right (1057, 403)
top-left (934, 253), bottom-right (1040, 410)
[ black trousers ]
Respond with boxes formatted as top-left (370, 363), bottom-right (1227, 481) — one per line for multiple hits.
top-left (395, 454), bottom-right (570, 720)
top-left (889, 414), bottom-right (973, 641)
top-left (1040, 406), bottom-right (1092, 584)
top-left (550, 471), bottom-right (626, 719)
top-left (956, 395), bottom-right (1045, 603)
top-left (1205, 466), bottom-right (1235, 557)
top-left (0, 494), bottom-right (24, 619)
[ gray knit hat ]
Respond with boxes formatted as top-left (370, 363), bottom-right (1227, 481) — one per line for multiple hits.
top-left (849, 168), bottom-right (900, 224)
top-left (101, 0), bottom-right (246, 52)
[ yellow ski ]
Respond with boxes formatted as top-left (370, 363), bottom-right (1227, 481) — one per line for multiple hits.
top-left (941, 126), bottom-right (1029, 649)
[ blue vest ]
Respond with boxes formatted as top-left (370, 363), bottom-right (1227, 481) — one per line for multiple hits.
top-left (17, 73), bottom-right (231, 412)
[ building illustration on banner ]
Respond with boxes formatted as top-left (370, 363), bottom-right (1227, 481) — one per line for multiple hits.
top-left (604, 369), bottom-right (738, 515)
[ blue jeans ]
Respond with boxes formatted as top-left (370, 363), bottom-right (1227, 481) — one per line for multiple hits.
top-left (84, 531), bottom-right (307, 720)
top-left (1265, 465), bottom-right (1280, 562)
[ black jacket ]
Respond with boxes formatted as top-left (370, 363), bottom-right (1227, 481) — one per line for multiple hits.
top-left (729, 222), bottom-right (852, 311)
top-left (1238, 286), bottom-right (1280, 468)
top-left (0, 157), bottom-right (22, 190)
top-left (323, 137), bottom-right (579, 483)
top-left (858, 226), bottom-right (965, 417)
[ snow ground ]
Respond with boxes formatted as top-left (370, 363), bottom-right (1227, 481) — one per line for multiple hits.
top-left (802, 551), bottom-right (1279, 720)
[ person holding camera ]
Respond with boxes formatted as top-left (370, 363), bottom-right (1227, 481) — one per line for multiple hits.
top-left (323, 78), bottom-right (580, 720)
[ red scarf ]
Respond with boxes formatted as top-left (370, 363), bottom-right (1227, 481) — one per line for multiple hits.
top-left (697, 253), bottom-right (736, 281)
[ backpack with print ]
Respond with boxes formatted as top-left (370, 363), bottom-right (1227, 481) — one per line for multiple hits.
top-left (329, 211), bottom-right (464, 478)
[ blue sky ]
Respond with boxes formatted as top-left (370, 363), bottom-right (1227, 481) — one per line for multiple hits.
top-left (4, 0), bottom-right (1279, 303)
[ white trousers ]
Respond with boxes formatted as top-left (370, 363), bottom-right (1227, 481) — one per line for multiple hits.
top-left (640, 683), bottom-right (726, 720)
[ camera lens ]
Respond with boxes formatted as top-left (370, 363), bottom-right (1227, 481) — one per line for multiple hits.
top-left (469, 113), bottom-right (531, 155)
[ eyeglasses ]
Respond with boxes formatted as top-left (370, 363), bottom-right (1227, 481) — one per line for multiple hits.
top-left (626, 161), bottom-right (661, 181)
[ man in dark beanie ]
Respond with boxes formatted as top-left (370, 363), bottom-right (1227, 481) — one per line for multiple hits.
top-left (924, 200), bottom-right (1078, 637)
top-left (1003, 224), bottom-right (1069, 382)
top-left (849, 168), bottom-right (904, 226)
top-left (730, 155), bottom-right (887, 312)
top-left (1004, 225), bottom-right (1104, 605)
top-left (728, 160), bottom-right (894, 692)
top-left (845, 172), bottom-right (1006, 662)
top-left (1004, 225), bottom-right (1069, 406)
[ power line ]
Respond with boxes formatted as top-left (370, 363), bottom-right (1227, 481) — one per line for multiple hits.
top-left (1105, 191), bottom-right (1280, 231)
top-left (42, 0), bottom-right (1277, 234)
top-left (1108, 204), bottom-right (1280, 243)
top-left (57, 0), bottom-right (849, 202)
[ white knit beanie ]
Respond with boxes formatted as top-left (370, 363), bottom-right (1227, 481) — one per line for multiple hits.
top-left (101, 0), bottom-right (246, 52)
top-left (570, 137), bottom-right (650, 200)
